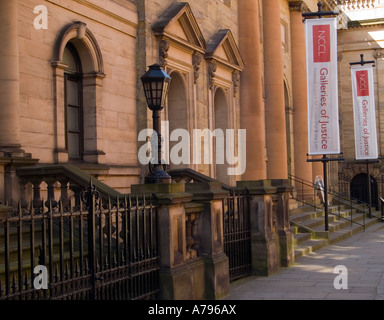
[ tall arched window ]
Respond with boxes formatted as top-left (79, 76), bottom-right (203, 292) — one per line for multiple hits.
top-left (52, 22), bottom-right (105, 164)
top-left (63, 43), bottom-right (83, 160)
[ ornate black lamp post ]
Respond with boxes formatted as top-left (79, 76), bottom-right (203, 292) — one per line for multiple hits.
top-left (141, 64), bottom-right (172, 184)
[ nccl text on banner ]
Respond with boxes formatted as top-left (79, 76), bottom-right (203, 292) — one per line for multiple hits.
top-left (351, 65), bottom-right (378, 160)
top-left (305, 18), bottom-right (340, 155)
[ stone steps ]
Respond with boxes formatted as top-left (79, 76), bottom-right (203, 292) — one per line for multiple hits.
top-left (290, 203), bottom-right (382, 260)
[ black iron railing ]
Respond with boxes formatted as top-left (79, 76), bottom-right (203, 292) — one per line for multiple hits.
top-left (223, 189), bottom-right (251, 282)
top-left (0, 185), bottom-right (159, 300)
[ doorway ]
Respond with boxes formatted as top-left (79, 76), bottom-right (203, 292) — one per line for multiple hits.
top-left (350, 173), bottom-right (378, 209)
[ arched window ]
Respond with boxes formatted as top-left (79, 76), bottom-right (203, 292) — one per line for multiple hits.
top-left (63, 43), bottom-right (83, 160)
top-left (52, 22), bottom-right (105, 164)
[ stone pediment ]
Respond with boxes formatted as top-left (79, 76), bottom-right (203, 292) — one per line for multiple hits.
top-left (152, 2), bottom-right (206, 53)
top-left (205, 29), bottom-right (244, 71)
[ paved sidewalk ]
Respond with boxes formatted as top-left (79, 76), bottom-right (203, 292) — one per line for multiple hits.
top-left (226, 223), bottom-right (384, 300)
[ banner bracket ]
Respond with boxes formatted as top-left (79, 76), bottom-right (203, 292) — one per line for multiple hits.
top-left (349, 54), bottom-right (375, 67)
top-left (302, 1), bottom-right (339, 20)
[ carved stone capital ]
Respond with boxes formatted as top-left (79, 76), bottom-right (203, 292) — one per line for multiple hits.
top-left (159, 39), bottom-right (170, 67)
top-left (192, 52), bottom-right (202, 84)
top-left (232, 71), bottom-right (240, 97)
top-left (373, 50), bottom-right (384, 59)
top-left (289, 1), bottom-right (309, 13)
top-left (208, 61), bottom-right (217, 90)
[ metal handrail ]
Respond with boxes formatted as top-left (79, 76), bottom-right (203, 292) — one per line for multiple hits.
top-left (288, 174), bottom-right (367, 229)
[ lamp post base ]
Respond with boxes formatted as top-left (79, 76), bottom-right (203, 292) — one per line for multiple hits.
top-left (145, 169), bottom-right (172, 184)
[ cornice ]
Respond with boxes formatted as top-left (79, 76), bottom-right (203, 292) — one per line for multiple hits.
top-left (289, 1), bottom-right (310, 13)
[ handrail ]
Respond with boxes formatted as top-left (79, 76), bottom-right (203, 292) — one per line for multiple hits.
top-left (288, 174), bottom-right (367, 229)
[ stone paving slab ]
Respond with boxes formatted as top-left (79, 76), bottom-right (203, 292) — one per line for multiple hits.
top-left (225, 223), bottom-right (384, 300)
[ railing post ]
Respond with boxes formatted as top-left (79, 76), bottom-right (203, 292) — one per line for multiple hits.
top-left (84, 183), bottom-right (98, 300)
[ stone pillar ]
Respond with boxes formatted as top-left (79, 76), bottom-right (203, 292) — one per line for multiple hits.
top-left (0, 1), bottom-right (21, 151)
top-left (238, 0), bottom-right (267, 180)
top-left (185, 182), bottom-right (230, 300)
top-left (290, 2), bottom-right (314, 199)
top-left (131, 183), bottom-right (194, 300)
top-left (263, 0), bottom-right (288, 179)
top-left (237, 180), bottom-right (294, 275)
top-left (274, 181), bottom-right (295, 268)
top-left (0, 2), bottom-right (39, 205)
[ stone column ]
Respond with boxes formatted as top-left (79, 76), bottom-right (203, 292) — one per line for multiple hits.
top-left (238, 0), bottom-right (267, 180)
top-left (262, 0), bottom-right (288, 180)
top-left (290, 2), bottom-right (314, 199)
top-left (0, 1), bottom-right (21, 151)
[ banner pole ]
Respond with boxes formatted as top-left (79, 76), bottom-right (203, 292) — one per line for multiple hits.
top-left (307, 155), bottom-right (344, 231)
top-left (366, 160), bottom-right (372, 219)
top-left (323, 155), bottom-right (329, 231)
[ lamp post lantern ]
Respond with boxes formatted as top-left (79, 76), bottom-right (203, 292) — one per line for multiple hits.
top-left (141, 64), bottom-right (172, 184)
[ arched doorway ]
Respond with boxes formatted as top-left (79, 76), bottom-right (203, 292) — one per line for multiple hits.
top-left (214, 88), bottom-right (229, 185)
top-left (350, 173), bottom-right (378, 209)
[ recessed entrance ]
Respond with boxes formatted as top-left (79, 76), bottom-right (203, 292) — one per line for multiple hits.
top-left (350, 173), bottom-right (378, 209)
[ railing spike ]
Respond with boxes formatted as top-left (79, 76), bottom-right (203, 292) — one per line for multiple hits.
top-left (55, 264), bottom-right (59, 282)
top-left (24, 271), bottom-right (29, 290)
top-left (75, 260), bottom-right (80, 276)
top-left (12, 272), bottom-right (16, 293)
top-left (65, 261), bottom-right (69, 279)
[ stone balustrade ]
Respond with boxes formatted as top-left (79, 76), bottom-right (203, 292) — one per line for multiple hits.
top-left (338, 0), bottom-right (376, 10)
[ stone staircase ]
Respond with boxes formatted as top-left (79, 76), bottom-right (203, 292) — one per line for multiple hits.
top-left (289, 201), bottom-right (382, 259)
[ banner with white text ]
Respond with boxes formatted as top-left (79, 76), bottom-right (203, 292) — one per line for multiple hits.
top-left (351, 65), bottom-right (378, 160)
top-left (305, 18), bottom-right (340, 155)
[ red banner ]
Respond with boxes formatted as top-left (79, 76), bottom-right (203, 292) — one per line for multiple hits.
top-left (305, 18), bottom-right (340, 155)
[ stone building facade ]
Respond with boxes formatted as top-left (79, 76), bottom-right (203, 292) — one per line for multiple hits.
top-left (0, 0), bottom-right (140, 202)
top-left (0, 0), bottom-right (347, 205)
